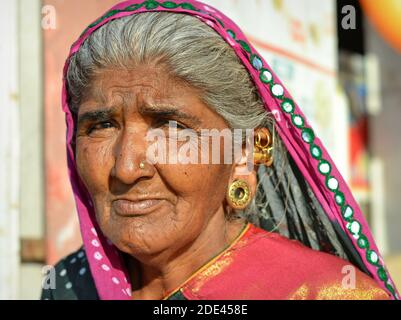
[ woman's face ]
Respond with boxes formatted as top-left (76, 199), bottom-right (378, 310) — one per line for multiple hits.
top-left (75, 63), bottom-right (245, 261)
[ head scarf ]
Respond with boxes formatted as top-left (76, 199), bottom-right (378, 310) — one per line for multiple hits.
top-left (61, 0), bottom-right (399, 300)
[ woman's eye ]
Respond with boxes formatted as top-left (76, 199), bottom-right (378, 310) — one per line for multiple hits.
top-left (155, 119), bottom-right (187, 130)
top-left (88, 121), bottom-right (115, 134)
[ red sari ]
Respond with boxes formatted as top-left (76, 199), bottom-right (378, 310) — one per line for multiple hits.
top-left (165, 223), bottom-right (390, 300)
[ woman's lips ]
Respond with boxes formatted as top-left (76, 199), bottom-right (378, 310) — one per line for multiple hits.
top-left (112, 199), bottom-right (164, 217)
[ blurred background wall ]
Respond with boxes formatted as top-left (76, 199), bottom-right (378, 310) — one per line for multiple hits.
top-left (0, 0), bottom-right (400, 299)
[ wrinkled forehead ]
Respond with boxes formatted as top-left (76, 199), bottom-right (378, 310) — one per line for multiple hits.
top-left (81, 63), bottom-right (196, 99)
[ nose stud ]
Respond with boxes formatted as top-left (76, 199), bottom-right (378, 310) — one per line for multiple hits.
top-left (139, 161), bottom-right (146, 170)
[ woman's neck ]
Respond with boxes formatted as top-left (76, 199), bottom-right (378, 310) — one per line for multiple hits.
top-left (126, 213), bottom-right (247, 300)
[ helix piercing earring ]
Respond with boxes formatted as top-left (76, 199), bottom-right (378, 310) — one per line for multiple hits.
top-left (253, 127), bottom-right (274, 166)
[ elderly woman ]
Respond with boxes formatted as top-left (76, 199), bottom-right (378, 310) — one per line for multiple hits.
top-left (41, 0), bottom-right (398, 300)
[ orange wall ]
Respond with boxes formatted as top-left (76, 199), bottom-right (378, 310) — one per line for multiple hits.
top-left (43, 0), bottom-right (117, 264)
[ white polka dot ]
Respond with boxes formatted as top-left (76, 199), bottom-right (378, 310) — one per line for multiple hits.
top-left (112, 277), bottom-right (120, 285)
top-left (319, 163), bottom-right (330, 174)
top-left (261, 70), bottom-right (273, 83)
top-left (79, 267), bottom-right (86, 276)
top-left (124, 277), bottom-right (128, 283)
top-left (343, 206), bottom-right (353, 219)
top-left (126, 288), bottom-right (132, 295)
top-left (94, 252), bottom-right (103, 260)
top-left (293, 115), bottom-right (303, 126)
top-left (59, 269), bottom-right (67, 277)
top-left (70, 257), bottom-right (77, 264)
top-left (77, 251), bottom-right (85, 259)
top-left (91, 239), bottom-right (100, 247)
top-left (350, 221), bottom-right (361, 234)
top-left (101, 264), bottom-right (110, 271)
top-left (91, 227), bottom-right (97, 236)
top-left (370, 251), bottom-right (378, 263)
top-left (122, 289), bottom-right (127, 295)
top-left (327, 177), bottom-right (339, 190)
top-left (65, 282), bottom-right (72, 289)
top-left (272, 84), bottom-right (284, 97)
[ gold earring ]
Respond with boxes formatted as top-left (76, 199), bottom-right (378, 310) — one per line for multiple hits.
top-left (253, 127), bottom-right (274, 166)
top-left (139, 161), bottom-right (146, 169)
top-left (227, 180), bottom-right (251, 210)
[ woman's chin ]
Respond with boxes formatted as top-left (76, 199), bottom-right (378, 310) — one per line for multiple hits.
top-left (117, 235), bottom-right (173, 260)
top-left (103, 218), bottom-right (179, 257)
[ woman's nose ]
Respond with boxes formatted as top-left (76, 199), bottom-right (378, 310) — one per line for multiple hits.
top-left (111, 129), bottom-right (154, 185)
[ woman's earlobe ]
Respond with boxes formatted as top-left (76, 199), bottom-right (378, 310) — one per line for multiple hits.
top-left (226, 179), bottom-right (252, 210)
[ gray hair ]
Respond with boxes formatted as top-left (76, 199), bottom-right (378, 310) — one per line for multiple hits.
top-left (67, 12), bottom-right (351, 259)
top-left (67, 12), bottom-right (271, 131)
top-left (67, 12), bottom-right (279, 215)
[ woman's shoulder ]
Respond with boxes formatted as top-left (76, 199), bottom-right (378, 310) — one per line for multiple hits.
top-left (240, 224), bottom-right (391, 299)
top-left (41, 247), bottom-right (99, 300)
top-left (244, 223), bottom-right (351, 269)
top-left (181, 223), bottom-right (390, 300)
